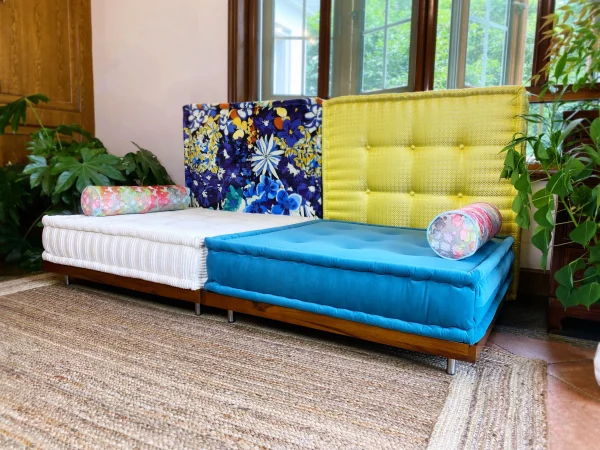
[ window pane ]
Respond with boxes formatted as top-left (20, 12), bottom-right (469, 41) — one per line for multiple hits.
top-left (273, 39), bottom-right (304, 95)
top-left (388, 0), bottom-right (412, 24)
top-left (465, 21), bottom-right (485, 86)
top-left (435, 0), bottom-right (539, 89)
top-left (385, 23), bottom-right (412, 89)
top-left (260, 0), bottom-right (321, 99)
top-left (305, 38), bottom-right (319, 95)
top-left (274, 0), bottom-right (304, 37)
top-left (365, 0), bottom-right (386, 30)
top-left (362, 31), bottom-right (385, 92)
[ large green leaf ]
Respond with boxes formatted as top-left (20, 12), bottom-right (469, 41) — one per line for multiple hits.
top-left (514, 172), bottom-right (532, 194)
top-left (124, 143), bottom-right (174, 186)
top-left (531, 188), bottom-right (553, 209)
top-left (590, 118), bottom-right (600, 144)
top-left (0, 94), bottom-right (49, 135)
top-left (569, 221), bottom-right (597, 246)
top-left (547, 171), bottom-right (570, 198)
top-left (52, 148), bottom-right (125, 194)
top-left (569, 283), bottom-right (600, 309)
top-left (515, 205), bottom-right (531, 229)
top-left (533, 205), bottom-right (554, 229)
top-left (555, 259), bottom-right (586, 289)
top-left (531, 226), bottom-right (551, 269)
top-left (23, 155), bottom-right (56, 196)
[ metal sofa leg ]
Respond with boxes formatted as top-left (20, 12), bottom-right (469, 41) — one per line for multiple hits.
top-left (446, 358), bottom-right (456, 375)
top-left (194, 303), bottom-right (202, 316)
top-left (65, 275), bottom-right (71, 286)
top-left (227, 310), bottom-right (235, 323)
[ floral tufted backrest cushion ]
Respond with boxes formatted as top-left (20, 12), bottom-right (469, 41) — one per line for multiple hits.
top-left (183, 98), bottom-right (323, 218)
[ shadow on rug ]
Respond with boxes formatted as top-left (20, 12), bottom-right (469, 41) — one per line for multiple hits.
top-left (0, 278), bottom-right (547, 449)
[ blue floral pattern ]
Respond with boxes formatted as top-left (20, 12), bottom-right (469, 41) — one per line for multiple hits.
top-left (183, 98), bottom-right (323, 217)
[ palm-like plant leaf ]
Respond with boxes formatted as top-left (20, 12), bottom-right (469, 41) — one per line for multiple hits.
top-left (124, 143), bottom-right (174, 185)
top-left (52, 148), bottom-right (125, 194)
top-left (0, 94), bottom-right (49, 135)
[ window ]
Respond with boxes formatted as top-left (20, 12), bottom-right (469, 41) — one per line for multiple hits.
top-left (435, 0), bottom-right (539, 89)
top-left (259, 0), bottom-right (321, 99)
top-left (360, 0), bottom-right (415, 93)
top-left (230, 0), bottom-right (600, 102)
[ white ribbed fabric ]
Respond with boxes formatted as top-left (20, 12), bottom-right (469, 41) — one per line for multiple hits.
top-left (43, 208), bottom-right (312, 290)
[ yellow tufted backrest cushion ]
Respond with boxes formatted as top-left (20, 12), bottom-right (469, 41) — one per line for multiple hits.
top-left (322, 86), bottom-right (528, 299)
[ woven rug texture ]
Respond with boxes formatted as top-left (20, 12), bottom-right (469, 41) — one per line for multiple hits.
top-left (0, 276), bottom-right (547, 449)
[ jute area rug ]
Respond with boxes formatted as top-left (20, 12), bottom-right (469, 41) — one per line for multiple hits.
top-left (0, 274), bottom-right (547, 449)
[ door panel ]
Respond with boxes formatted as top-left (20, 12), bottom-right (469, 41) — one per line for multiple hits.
top-left (0, 0), bottom-right (94, 165)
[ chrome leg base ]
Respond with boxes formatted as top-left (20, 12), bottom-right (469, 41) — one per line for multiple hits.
top-left (446, 358), bottom-right (456, 375)
top-left (194, 303), bottom-right (202, 316)
top-left (65, 275), bottom-right (71, 286)
top-left (227, 310), bottom-right (235, 323)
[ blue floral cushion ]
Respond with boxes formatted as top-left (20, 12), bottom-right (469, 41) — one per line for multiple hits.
top-left (183, 98), bottom-right (322, 218)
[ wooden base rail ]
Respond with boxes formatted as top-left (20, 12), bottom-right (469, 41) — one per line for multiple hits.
top-left (202, 291), bottom-right (497, 364)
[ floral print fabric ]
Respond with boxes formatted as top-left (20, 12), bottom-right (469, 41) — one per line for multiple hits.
top-left (81, 185), bottom-right (190, 217)
top-left (427, 202), bottom-right (503, 260)
top-left (183, 98), bottom-right (322, 218)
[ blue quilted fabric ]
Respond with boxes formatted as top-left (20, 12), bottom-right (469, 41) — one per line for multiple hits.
top-left (204, 221), bottom-right (514, 344)
top-left (183, 98), bottom-right (322, 218)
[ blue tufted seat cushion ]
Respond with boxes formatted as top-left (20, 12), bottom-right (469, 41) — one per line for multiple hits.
top-left (204, 220), bottom-right (513, 344)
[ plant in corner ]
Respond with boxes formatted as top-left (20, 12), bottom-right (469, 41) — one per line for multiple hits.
top-left (0, 94), bottom-right (174, 271)
top-left (500, 0), bottom-right (600, 309)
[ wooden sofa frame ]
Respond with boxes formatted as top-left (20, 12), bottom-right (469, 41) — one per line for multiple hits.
top-left (44, 261), bottom-right (499, 375)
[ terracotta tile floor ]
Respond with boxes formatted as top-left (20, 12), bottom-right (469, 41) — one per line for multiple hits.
top-left (488, 332), bottom-right (600, 450)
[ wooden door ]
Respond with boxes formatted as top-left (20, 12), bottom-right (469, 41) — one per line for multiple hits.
top-left (0, 0), bottom-right (94, 166)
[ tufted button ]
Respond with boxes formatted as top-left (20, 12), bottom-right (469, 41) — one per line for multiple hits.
top-left (459, 144), bottom-right (465, 150)
top-left (457, 192), bottom-right (463, 198)
top-left (410, 144), bottom-right (416, 150)
top-left (409, 191), bottom-right (415, 196)
top-left (366, 189), bottom-right (371, 194)
top-left (366, 144), bottom-right (371, 150)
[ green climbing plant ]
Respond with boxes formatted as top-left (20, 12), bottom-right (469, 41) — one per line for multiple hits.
top-left (500, 0), bottom-right (600, 309)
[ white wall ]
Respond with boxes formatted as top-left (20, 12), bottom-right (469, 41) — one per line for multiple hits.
top-left (91, 0), bottom-right (228, 185)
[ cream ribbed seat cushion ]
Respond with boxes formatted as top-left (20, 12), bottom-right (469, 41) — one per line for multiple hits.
top-left (42, 209), bottom-right (312, 290)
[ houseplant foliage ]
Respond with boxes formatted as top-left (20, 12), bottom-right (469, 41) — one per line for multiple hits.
top-left (501, 0), bottom-right (600, 308)
top-left (0, 94), bottom-right (173, 270)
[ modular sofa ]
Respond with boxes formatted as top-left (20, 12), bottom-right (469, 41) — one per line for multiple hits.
top-left (44, 87), bottom-right (527, 374)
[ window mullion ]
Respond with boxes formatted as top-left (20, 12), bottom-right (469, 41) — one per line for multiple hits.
top-left (383, 0), bottom-right (390, 90)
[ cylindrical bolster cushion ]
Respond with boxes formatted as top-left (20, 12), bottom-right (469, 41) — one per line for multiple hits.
top-left (81, 185), bottom-right (190, 217)
top-left (427, 202), bottom-right (502, 260)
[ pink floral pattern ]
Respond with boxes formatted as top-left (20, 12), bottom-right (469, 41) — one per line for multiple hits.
top-left (81, 185), bottom-right (190, 217)
top-left (427, 202), bottom-right (502, 260)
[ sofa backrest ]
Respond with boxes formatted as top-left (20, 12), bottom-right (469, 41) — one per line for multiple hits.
top-left (183, 98), bottom-right (323, 218)
top-left (322, 86), bottom-right (528, 299)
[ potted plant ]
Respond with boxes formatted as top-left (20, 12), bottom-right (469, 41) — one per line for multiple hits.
top-left (500, 0), bottom-right (599, 310)
top-left (0, 94), bottom-right (174, 270)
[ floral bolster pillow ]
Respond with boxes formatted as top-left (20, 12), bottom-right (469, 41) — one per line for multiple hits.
top-left (427, 202), bottom-right (503, 260)
top-left (81, 185), bottom-right (190, 217)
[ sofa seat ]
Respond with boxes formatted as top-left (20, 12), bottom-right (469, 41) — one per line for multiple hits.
top-left (42, 208), bottom-right (312, 290)
top-left (205, 220), bottom-right (514, 344)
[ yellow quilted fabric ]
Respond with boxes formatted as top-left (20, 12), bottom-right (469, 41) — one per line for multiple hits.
top-left (322, 86), bottom-right (528, 299)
